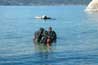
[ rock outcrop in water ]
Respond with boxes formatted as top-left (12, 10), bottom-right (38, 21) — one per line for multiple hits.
top-left (85, 0), bottom-right (98, 12)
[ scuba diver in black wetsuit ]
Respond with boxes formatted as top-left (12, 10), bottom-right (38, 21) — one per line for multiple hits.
top-left (33, 27), bottom-right (44, 43)
top-left (40, 31), bottom-right (48, 44)
top-left (33, 27), bottom-right (57, 47)
top-left (47, 27), bottom-right (57, 43)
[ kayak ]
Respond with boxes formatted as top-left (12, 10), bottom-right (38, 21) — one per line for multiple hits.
top-left (35, 16), bottom-right (51, 19)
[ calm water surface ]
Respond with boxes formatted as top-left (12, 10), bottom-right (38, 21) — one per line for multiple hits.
top-left (0, 6), bottom-right (98, 65)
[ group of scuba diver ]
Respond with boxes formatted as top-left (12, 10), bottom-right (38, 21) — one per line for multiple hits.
top-left (33, 27), bottom-right (57, 47)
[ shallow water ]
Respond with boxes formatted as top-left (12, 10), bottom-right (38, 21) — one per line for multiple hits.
top-left (0, 6), bottom-right (98, 65)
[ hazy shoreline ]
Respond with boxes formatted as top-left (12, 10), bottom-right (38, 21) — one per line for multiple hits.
top-left (0, 4), bottom-right (88, 6)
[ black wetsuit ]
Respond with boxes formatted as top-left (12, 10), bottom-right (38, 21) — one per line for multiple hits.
top-left (34, 30), bottom-right (43, 43)
top-left (40, 31), bottom-right (48, 44)
top-left (48, 31), bottom-right (57, 42)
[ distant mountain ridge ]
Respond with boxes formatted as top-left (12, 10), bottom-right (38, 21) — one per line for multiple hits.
top-left (0, 0), bottom-right (91, 5)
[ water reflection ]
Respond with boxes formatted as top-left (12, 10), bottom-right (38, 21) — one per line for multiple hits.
top-left (85, 12), bottom-right (98, 26)
top-left (34, 43), bottom-right (50, 52)
top-left (33, 43), bottom-right (54, 65)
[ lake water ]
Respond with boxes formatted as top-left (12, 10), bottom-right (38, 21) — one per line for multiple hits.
top-left (0, 5), bottom-right (98, 65)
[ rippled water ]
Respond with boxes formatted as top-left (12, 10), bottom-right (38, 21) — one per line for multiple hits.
top-left (0, 6), bottom-right (98, 65)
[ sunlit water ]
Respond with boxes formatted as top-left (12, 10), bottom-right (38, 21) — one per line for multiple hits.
top-left (0, 6), bottom-right (98, 65)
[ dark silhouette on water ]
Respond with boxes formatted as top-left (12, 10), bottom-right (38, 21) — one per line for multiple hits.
top-left (34, 15), bottom-right (56, 20)
top-left (33, 27), bottom-right (57, 47)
